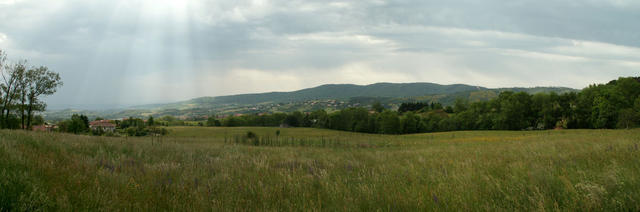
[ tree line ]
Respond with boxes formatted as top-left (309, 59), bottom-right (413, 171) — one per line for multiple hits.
top-left (0, 50), bottom-right (63, 129)
top-left (206, 77), bottom-right (640, 134)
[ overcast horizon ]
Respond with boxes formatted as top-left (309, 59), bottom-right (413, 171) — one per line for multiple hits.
top-left (1, 0), bottom-right (639, 109)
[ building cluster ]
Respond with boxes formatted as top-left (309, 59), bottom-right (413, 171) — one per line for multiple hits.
top-left (88, 120), bottom-right (117, 132)
top-left (31, 119), bottom-right (117, 132)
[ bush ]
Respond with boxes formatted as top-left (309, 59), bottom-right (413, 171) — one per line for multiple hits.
top-left (246, 131), bottom-right (257, 139)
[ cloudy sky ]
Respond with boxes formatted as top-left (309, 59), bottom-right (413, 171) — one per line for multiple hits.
top-left (0, 0), bottom-right (639, 109)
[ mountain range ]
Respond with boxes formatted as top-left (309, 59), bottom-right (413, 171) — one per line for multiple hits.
top-left (43, 82), bottom-right (577, 121)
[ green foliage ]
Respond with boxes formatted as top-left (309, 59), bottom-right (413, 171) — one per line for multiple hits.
top-left (372, 101), bottom-right (384, 113)
top-left (119, 117), bottom-right (145, 129)
top-left (0, 114), bottom-right (21, 129)
top-left (223, 116), bottom-right (246, 127)
top-left (377, 110), bottom-right (401, 134)
top-left (31, 115), bottom-right (45, 126)
top-left (246, 131), bottom-right (257, 139)
top-left (43, 83), bottom-right (575, 121)
top-left (58, 114), bottom-right (89, 134)
top-left (157, 77), bottom-right (640, 134)
top-left (283, 111), bottom-right (303, 127)
top-left (0, 51), bottom-right (63, 130)
top-left (206, 117), bottom-right (222, 127)
top-left (147, 116), bottom-right (154, 126)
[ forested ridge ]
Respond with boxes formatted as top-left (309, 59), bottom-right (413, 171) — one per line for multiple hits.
top-left (206, 77), bottom-right (640, 134)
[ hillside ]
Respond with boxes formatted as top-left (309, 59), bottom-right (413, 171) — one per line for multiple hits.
top-left (200, 83), bottom-right (486, 105)
top-left (43, 82), bottom-right (577, 120)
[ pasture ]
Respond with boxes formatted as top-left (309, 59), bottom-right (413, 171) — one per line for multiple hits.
top-left (1, 127), bottom-right (640, 211)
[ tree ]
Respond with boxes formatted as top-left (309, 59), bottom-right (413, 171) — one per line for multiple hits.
top-left (16, 65), bottom-right (29, 129)
top-left (283, 111), bottom-right (303, 127)
top-left (24, 66), bottom-right (63, 129)
top-left (147, 116), bottom-right (155, 126)
top-left (59, 114), bottom-right (89, 134)
top-left (309, 110), bottom-right (328, 128)
top-left (444, 106), bottom-right (454, 113)
top-left (377, 110), bottom-right (401, 134)
top-left (399, 102), bottom-right (429, 113)
top-left (453, 98), bottom-right (469, 113)
top-left (613, 77), bottom-right (640, 108)
top-left (591, 96), bottom-right (617, 129)
top-left (1, 61), bottom-right (26, 128)
top-left (372, 101), bottom-right (384, 113)
top-left (617, 108), bottom-right (638, 129)
top-left (618, 97), bottom-right (640, 129)
top-left (0, 51), bottom-right (62, 129)
top-left (32, 115), bottom-right (44, 126)
top-left (0, 50), bottom-right (5, 112)
top-left (120, 117), bottom-right (144, 129)
top-left (223, 116), bottom-right (245, 127)
top-left (401, 112), bottom-right (422, 134)
top-left (495, 92), bottom-right (534, 130)
top-left (206, 116), bottom-right (221, 127)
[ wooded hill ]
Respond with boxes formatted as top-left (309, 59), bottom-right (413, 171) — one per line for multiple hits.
top-left (44, 83), bottom-right (576, 120)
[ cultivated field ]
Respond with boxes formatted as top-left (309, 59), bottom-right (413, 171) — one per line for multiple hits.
top-left (1, 127), bottom-right (640, 211)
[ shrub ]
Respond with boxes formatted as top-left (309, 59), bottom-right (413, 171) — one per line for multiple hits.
top-left (246, 131), bottom-right (257, 139)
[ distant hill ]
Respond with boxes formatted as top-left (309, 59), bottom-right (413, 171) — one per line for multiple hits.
top-left (44, 82), bottom-right (577, 120)
top-left (185, 83), bottom-right (488, 105)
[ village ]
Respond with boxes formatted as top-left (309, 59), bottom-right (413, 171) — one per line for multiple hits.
top-left (31, 116), bottom-right (166, 137)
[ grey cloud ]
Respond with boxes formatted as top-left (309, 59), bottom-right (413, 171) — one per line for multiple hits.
top-left (0, 0), bottom-right (638, 109)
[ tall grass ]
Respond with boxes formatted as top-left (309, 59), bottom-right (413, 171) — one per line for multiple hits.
top-left (1, 128), bottom-right (639, 211)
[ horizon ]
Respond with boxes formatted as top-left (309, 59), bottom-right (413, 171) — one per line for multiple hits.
top-left (46, 80), bottom-right (588, 111)
top-left (1, 0), bottom-right (639, 109)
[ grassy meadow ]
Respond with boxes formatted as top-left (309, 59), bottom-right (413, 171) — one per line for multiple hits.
top-left (1, 127), bottom-right (640, 211)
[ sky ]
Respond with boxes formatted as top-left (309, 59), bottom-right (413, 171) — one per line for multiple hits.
top-left (0, 0), bottom-right (639, 109)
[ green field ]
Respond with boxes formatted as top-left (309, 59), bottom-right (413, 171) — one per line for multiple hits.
top-left (1, 127), bottom-right (640, 211)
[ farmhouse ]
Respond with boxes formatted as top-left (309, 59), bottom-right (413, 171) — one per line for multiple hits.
top-left (89, 120), bottom-right (116, 132)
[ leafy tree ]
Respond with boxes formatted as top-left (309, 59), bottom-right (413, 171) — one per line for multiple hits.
top-left (31, 115), bottom-right (44, 126)
top-left (612, 77), bottom-right (640, 107)
top-left (301, 113), bottom-right (313, 127)
top-left (372, 101), bottom-right (384, 113)
top-left (399, 102), bottom-right (430, 113)
top-left (147, 116), bottom-right (155, 126)
top-left (495, 92), bottom-right (534, 130)
top-left (444, 106), bottom-right (454, 114)
top-left (309, 110), bottom-right (328, 128)
top-left (430, 102), bottom-right (444, 110)
top-left (223, 116), bottom-right (245, 127)
top-left (0, 51), bottom-right (62, 129)
top-left (1, 61), bottom-right (26, 128)
top-left (591, 96), bottom-right (617, 129)
top-left (59, 114), bottom-right (89, 134)
top-left (24, 66), bottom-right (62, 129)
top-left (120, 117), bottom-right (145, 129)
top-left (438, 117), bottom-right (457, 132)
top-left (401, 112), bottom-right (422, 134)
top-left (617, 108), bottom-right (638, 129)
top-left (377, 110), bottom-right (401, 134)
top-left (453, 98), bottom-right (469, 113)
top-left (206, 116), bottom-right (222, 127)
top-left (283, 111), bottom-right (303, 127)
